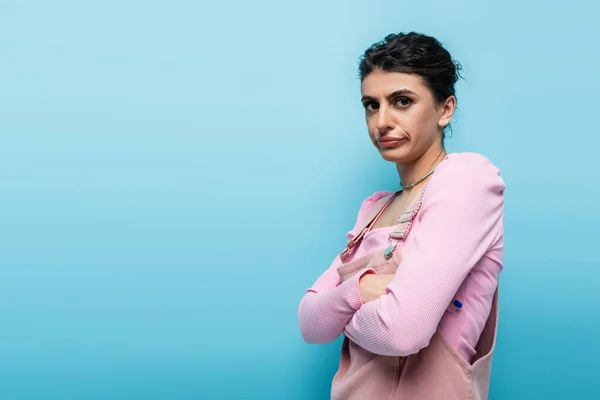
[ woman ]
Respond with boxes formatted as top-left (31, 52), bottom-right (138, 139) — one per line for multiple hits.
top-left (298, 32), bottom-right (505, 400)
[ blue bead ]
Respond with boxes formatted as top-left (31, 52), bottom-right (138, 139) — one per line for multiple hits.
top-left (453, 299), bottom-right (463, 309)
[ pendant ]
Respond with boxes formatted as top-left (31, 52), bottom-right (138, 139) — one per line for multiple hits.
top-left (384, 245), bottom-right (395, 259)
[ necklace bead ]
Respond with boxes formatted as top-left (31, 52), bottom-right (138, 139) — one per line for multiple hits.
top-left (400, 167), bottom-right (436, 189)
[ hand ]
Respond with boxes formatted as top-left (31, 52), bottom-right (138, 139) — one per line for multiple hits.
top-left (359, 273), bottom-right (395, 303)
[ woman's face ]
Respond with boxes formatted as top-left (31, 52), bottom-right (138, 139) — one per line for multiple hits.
top-left (361, 71), bottom-right (454, 164)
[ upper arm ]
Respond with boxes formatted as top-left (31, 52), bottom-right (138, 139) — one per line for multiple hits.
top-left (343, 154), bottom-right (505, 355)
top-left (388, 154), bottom-right (505, 323)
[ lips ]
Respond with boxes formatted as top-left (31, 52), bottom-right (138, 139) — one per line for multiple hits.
top-left (377, 136), bottom-right (407, 149)
top-left (378, 137), bottom-right (407, 143)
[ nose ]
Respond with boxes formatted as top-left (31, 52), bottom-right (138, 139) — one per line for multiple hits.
top-left (375, 105), bottom-right (394, 133)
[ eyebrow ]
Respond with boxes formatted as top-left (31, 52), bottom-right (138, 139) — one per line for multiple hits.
top-left (361, 88), bottom-right (418, 103)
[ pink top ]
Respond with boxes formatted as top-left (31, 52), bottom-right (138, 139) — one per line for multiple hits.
top-left (298, 152), bottom-right (505, 362)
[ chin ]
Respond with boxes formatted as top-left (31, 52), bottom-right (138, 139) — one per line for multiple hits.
top-left (378, 148), bottom-right (414, 164)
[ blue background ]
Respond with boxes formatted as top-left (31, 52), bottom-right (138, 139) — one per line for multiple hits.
top-left (1, 1), bottom-right (598, 399)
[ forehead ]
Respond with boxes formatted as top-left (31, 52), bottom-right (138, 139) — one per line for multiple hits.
top-left (361, 71), bottom-right (427, 96)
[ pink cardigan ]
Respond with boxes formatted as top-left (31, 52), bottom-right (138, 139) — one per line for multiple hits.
top-left (298, 152), bottom-right (505, 362)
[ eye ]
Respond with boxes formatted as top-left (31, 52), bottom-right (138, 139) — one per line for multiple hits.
top-left (363, 101), bottom-right (379, 111)
top-left (395, 97), bottom-right (412, 107)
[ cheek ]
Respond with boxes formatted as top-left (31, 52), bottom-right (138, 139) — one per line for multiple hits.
top-left (406, 108), bottom-right (437, 138)
top-left (369, 133), bottom-right (378, 147)
top-left (366, 118), bottom-right (377, 140)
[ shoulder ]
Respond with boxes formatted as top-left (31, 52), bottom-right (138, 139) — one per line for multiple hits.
top-left (420, 152), bottom-right (505, 220)
top-left (437, 152), bottom-right (501, 177)
top-left (428, 152), bottom-right (505, 195)
top-left (345, 191), bottom-right (394, 240)
top-left (418, 152), bottom-right (506, 245)
top-left (357, 191), bottom-right (395, 219)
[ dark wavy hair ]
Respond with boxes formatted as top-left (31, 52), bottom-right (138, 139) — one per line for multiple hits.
top-left (359, 32), bottom-right (463, 112)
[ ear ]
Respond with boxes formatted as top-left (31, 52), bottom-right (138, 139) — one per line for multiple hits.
top-left (438, 96), bottom-right (456, 129)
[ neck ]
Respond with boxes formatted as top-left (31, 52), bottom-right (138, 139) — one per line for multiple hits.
top-left (396, 145), bottom-right (446, 191)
